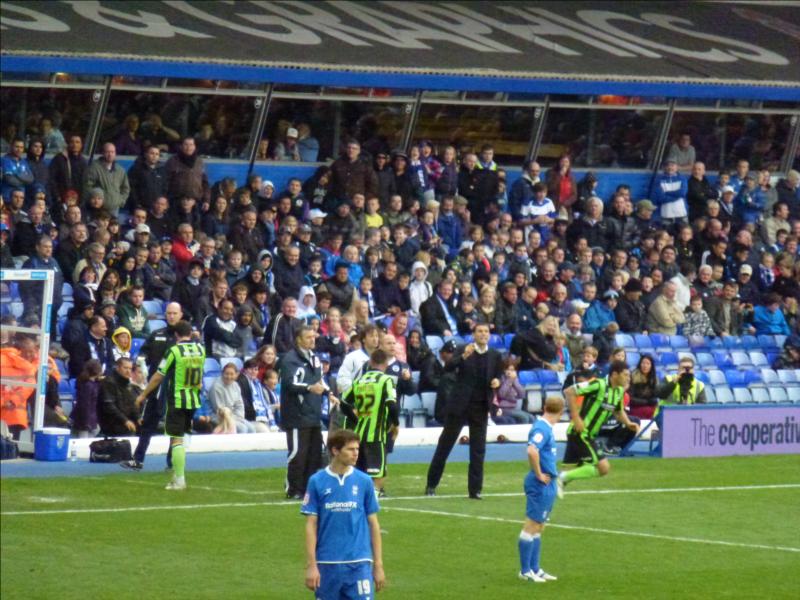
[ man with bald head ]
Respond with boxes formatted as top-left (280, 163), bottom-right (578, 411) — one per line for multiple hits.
top-left (123, 301), bottom-right (187, 470)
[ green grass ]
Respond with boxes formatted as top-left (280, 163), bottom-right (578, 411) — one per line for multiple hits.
top-left (2, 454), bottom-right (800, 599)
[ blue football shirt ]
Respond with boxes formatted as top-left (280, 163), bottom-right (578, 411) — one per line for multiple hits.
top-left (301, 466), bottom-right (380, 563)
top-left (528, 418), bottom-right (558, 477)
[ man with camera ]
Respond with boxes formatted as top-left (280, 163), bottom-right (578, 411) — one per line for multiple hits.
top-left (655, 356), bottom-right (707, 407)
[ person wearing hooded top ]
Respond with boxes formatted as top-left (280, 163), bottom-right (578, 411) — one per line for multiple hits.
top-left (409, 261), bottom-right (432, 317)
top-left (583, 290), bottom-right (619, 334)
top-left (170, 258), bottom-right (208, 327)
top-left (296, 285), bottom-right (318, 321)
top-left (111, 326), bottom-right (133, 361)
top-left (273, 245), bottom-right (304, 302)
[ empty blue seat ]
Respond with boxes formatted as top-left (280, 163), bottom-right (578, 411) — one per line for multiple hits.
top-left (503, 334), bottom-right (515, 350)
top-left (774, 335), bottom-right (787, 348)
top-left (694, 371), bottom-right (710, 384)
top-left (687, 335), bottom-right (708, 351)
top-left (696, 352), bottom-right (715, 369)
top-left (704, 386), bottom-right (717, 403)
top-left (420, 392), bottom-right (437, 414)
top-left (488, 334), bottom-right (504, 350)
top-left (658, 352), bottom-right (679, 368)
top-left (715, 386), bottom-right (734, 404)
top-left (732, 388), bottom-right (751, 403)
top-left (55, 359), bottom-right (68, 377)
top-left (130, 337), bottom-right (145, 358)
top-left (403, 394), bottom-right (422, 411)
top-left (749, 352), bottom-right (768, 367)
top-left (220, 357), bottom-right (243, 371)
top-left (58, 378), bottom-right (76, 399)
top-left (769, 387), bottom-right (788, 402)
top-left (741, 335), bottom-right (759, 350)
top-left (204, 358), bottom-right (221, 376)
top-left (712, 351), bottom-right (733, 370)
top-left (202, 376), bottom-right (216, 392)
top-left (518, 371), bottom-right (538, 386)
top-left (743, 370), bottom-right (762, 386)
top-left (616, 333), bottom-right (635, 349)
top-left (787, 387), bottom-right (800, 403)
top-left (766, 351), bottom-right (780, 366)
top-left (57, 302), bottom-right (73, 318)
top-left (425, 336), bottom-right (443, 352)
top-left (650, 333), bottom-right (670, 349)
top-left (626, 352), bottom-right (640, 369)
top-left (760, 369), bottom-right (779, 385)
top-left (777, 370), bottom-right (798, 385)
top-left (724, 370), bottom-right (746, 387)
top-left (707, 370), bottom-right (727, 386)
top-left (722, 336), bottom-right (742, 350)
top-left (758, 335), bottom-right (779, 350)
top-left (669, 335), bottom-right (690, 350)
top-left (729, 351), bottom-right (752, 368)
top-left (634, 334), bottom-right (653, 349)
top-left (706, 337), bottom-right (724, 350)
top-left (749, 387), bottom-right (770, 403)
top-left (149, 319), bottom-right (167, 331)
top-left (537, 370), bottom-right (560, 387)
top-left (143, 300), bottom-right (164, 316)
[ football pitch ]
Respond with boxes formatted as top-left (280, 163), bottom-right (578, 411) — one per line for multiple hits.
top-left (2, 453), bottom-right (799, 599)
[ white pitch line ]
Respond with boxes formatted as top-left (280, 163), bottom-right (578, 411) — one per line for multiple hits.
top-left (2, 483), bottom-right (798, 517)
top-left (121, 478), bottom-right (287, 496)
top-left (383, 506), bottom-right (800, 554)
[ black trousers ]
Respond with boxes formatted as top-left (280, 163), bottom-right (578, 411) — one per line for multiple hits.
top-left (286, 426), bottom-right (323, 496)
top-left (133, 393), bottom-right (171, 466)
top-left (426, 402), bottom-right (488, 495)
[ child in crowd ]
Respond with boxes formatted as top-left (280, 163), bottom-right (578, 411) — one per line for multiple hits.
top-left (233, 306), bottom-right (257, 358)
top-left (683, 293), bottom-right (715, 337)
top-left (455, 295), bottom-right (479, 336)
top-left (493, 361), bottom-right (535, 424)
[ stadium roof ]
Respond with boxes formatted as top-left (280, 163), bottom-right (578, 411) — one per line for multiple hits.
top-left (2, 1), bottom-right (800, 100)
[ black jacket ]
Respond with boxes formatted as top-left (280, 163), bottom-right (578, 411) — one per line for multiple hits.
top-left (320, 278), bottom-right (355, 312)
top-left (604, 212), bottom-right (637, 250)
top-left (127, 158), bottom-right (166, 210)
top-left (139, 324), bottom-right (176, 377)
top-left (615, 297), bottom-right (647, 333)
top-left (373, 274), bottom-right (405, 315)
top-left (510, 329), bottom-right (557, 371)
top-left (687, 176), bottom-right (718, 221)
top-left (279, 347), bottom-right (324, 429)
top-left (49, 152), bottom-right (87, 200)
top-left (443, 346), bottom-right (504, 416)
top-left (419, 295), bottom-right (455, 336)
top-left (272, 253), bottom-right (305, 301)
top-left (98, 371), bottom-right (139, 436)
top-left (264, 313), bottom-right (302, 355)
top-left (172, 277), bottom-right (209, 327)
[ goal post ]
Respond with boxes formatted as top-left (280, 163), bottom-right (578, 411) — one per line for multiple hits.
top-left (0, 268), bottom-right (55, 452)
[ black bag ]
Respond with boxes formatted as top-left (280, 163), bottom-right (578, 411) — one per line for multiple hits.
top-left (89, 438), bottom-right (132, 463)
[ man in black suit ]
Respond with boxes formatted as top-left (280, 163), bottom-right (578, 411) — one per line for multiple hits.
top-left (425, 323), bottom-right (504, 499)
top-left (419, 280), bottom-right (457, 337)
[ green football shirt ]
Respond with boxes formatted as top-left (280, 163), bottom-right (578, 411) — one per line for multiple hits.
top-left (343, 370), bottom-right (396, 444)
top-left (566, 376), bottom-right (624, 439)
top-left (158, 341), bottom-right (206, 409)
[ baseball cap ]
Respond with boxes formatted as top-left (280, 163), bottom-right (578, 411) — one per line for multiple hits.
top-left (441, 340), bottom-right (458, 354)
top-left (603, 290), bottom-right (619, 300)
top-left (286, 127), bottom-right (298, 138)
top-left (722, 185), bottom-right (735, 194)
top-left (739, 264), bottom-right (753, 275)
top-left (135, 223), bottom-right (151, 234)
top-left (637, 199), bottom-right (655, 212)
top-left (309, 209), bottom-right (327, 220)
top-left (317, 352), bottom-right (331, 364)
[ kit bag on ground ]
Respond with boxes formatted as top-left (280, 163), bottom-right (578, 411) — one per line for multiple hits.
top-left (89, 437), bottom-right (132, 463)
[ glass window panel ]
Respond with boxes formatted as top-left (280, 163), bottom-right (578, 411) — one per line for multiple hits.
top-left (0, 87), bottom-right (96, 154)
top-left (422, 90), bottom-right (462, 99)
top-left (666, 112), bottom-right (792, 171)
top-left (675, 97), bottom-right (718, 107)
top-left (506, 92), bottom-right (547, 102)
top-left (1, 72), bottom-right (50, 83)
top-left (273, 84), bottom-right (322, 94)
top-left (53, 72), bottom-right (105, 85)
top-left (261, 99), bottom-right (411, 162)
top-left (102, 91), bottom-right (256, 158)
top-left (539, 108), bottom-right (665, 169)
top-left (111, 75), bottom-right (163, 87)
top-left (464, 91), bottom-right (506, 101)
top-left (763, 100), bottom-right (800, 109)
top-left (412, 104), bottom-right (534, 166)
top-left (165, 78), bottom-right (218, 89)
top-left (549, 94), bottom-right (593, 104)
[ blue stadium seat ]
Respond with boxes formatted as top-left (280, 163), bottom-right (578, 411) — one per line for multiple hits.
top-left (748, 352), bottom-right (768, 368)
top-left (616, 334), bottom-right (635, 349)
top-left (650, 333), bottom-right (670, 350)
top-left (425, 336), bottom-right (443, 352)
top-left (626, 352), bottom-right (640, 369)
top-left (704, 386), bottom-right (716, 403)
top-left (61, 282), bottom-right (74, 300)
top-left (488, 334), bottom-right (504, 350)
top-left (220, 357), bottom-right (243, 371)
top-left (462, 335), bottom-right (474, 344)
top-left (766, 351), bottom-right (780, 366)
top-left (749, 387), bottom-right (770, 404)
top-left (732, 388), bottom-right (751, 403)
top-left (758, 335), bottom-right (779, 350)
top-left (149, 319), bottom-right (167, 331)
top-left (741, 335), bottom-right (759, 350)
top-left (777, 370), bottom-right (798, 385)
top-left (55, 359), bottom-right (68, 377)
top-left (658, 352), bottom-right (679, 368)
top-left (143, 300), bottom-right (164, 317)
top-left (57, 302), bottom-right (73, 318)
top-left (202, 376), bottom-right (216, 392)
top-left (537, 370), bottom-right (560, 387)
top-left (503, 334), bottom-right (515, 350)
top-left (707, 370), bottom-right (727, 386)
top-left (687, 335), bottom-right (708, 351)
top-left (769, 387), bottom-right (788, 403)
top-left (694, 371), bottom-right (710, 385)
top-left (695, 352), bottom-right (715, 369)
top-left (743, 370), bottom-right (763, 386)
top-left (57, 317), bottom-right (67, 338)
top-left (724, 370), bottom-right (746, 387)
top-left (774, 335), bottom-right (787, 348)
top-left (722, 336), bottom-right (742, 350)
top-left (634, 334), bottom-right (653, 350)
top-left (130, 337), bottom-right (144, 358)
top-left (760, 369), bottom-right (779, 386)
top-left (714, 386), bottom-right (734, 404)
top-left (706, 337), bottom-right (724, 350)
top-left (669, 335), bottom-right (690, 351)
top-left (712, 351), bottom-right (733, 370)
top-left (729, 351), bottom-right (752, 368)
top-left (204, 358), bottom-right (221, 376)
top-left (787, 387), bottom-right (800, 403)
top-left (403, 394), bottom-right (422, 411)
top-left (58, 378), bottom-right (76, 399)
top-left (420, 392), bottom-right (436, 415)
top-left (518, 371), bottom-right (538, 386)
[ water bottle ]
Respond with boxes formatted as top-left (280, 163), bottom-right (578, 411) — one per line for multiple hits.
top-left (69, 440), bottom-right (77, 462)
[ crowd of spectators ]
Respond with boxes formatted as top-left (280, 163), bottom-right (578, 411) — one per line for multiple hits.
top-left (2, 125), bottom-right (800, 439)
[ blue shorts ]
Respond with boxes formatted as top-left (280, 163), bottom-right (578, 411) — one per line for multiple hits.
top-left (524, 471), bottom-right (557, 524)
top-left (317, 562), bottom-right (373, 600)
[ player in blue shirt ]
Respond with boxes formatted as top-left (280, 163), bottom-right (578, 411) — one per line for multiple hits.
top-left (518, 396), bottom-right (564, 584)
top-left (302, 429), bottom-right (386, 599)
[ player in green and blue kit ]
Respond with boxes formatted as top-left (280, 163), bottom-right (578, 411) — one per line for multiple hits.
top-left (302, 429), bottom-right (386, 599)
top-left (135, 320), bottom-right (205, 491)
top-left (518, 396), bottom-right (564, 583)
top-left (557, 360), bottom-right (638, 496)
